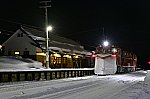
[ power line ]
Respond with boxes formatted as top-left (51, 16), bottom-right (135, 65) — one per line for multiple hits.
top-left (0, 18), bottom-right (65, 38)
top-left (0, 18), bottom-right (43, 30)
top-left (0, 28), bottom-right (14, 35)
top-left (65, 28), bottom-right (102, 36)
top-left (0, 18), bottom-right (97, 50)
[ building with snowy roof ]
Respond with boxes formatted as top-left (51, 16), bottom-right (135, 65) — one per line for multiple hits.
top-left (2, 26), bottom-right (93, 68)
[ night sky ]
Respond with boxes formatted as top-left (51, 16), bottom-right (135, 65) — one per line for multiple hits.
top-left (0, 0), bottom-right (150, 68)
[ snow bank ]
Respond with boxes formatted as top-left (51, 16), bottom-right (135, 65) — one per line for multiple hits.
top-left (116, 70), bottom-right (150, 99)
top-left (144, 70), bottom-right (150, 83)
top-left (0, 56), bottom-right (43, 70)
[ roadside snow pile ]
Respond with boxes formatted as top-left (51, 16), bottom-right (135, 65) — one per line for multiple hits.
top-left (126, 70), bottom-right (150, 99)
top-left (111, 70), bottom-right (150, 99)
top-left (144, 70), bottom-right (150, 83)
top-left (0, 56), bottom-right (43, 70)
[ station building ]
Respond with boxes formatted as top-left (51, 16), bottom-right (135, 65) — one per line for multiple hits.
top-left (2, 26), bottom-right (94, 68)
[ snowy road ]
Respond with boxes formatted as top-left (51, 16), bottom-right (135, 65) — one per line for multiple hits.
top-left (0, 71), bottom-right (146, 99)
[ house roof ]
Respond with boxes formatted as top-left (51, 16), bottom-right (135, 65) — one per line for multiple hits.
top-left (21, 26), bottom-right (81, 46)
top-left (20, 26), bottom-right (91, 55)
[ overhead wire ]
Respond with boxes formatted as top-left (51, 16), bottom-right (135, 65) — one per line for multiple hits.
top-left (0, 18), bottom-right (97, 49)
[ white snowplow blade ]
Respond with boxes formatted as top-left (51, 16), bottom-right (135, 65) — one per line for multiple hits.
top-left (94, 54), bottom-right (117, 75)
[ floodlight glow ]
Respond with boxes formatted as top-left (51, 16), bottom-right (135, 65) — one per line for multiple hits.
top-left (54, 53), bottom-right (61, 57)
top-left (112, 48), bottom-right (117, 53)
top-left (47, 26), bottom-right (53, 31)
top-left (74, 55), bottom-right (78, 58)
top-left (0, 45), bottom-right (2, 49)
top-left (92, 54), bottom-right (96, 58)
top-left (112, 54), bottom-right (117, 57)
top-left (103, 41), bottom-right (109, 47)
top-left (64, 55), bottom-right (71, 58)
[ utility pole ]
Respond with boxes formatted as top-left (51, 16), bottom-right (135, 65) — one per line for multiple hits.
top-left (40, 0), bottom-right (51, 68)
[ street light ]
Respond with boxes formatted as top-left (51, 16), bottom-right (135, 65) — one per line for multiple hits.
top-left (39, 0), bottom-right (52, 69)
top-left (103, 40), bottom-right (109, 47)
top-left (45, 25), bottom-right (52, 69)
top-left (47, 26), bottom-right (53, 31)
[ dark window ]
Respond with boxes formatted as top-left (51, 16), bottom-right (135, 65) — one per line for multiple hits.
top-left (20, 33), bottom-right (23, 37)
top-left (17, 33), bottom-right (20, 37)
top-left (17, 33), bottom-right (23, 37)
top-left (8, 51), bottom-right (11, 55)
top-left (23, 51), bottom-right (29, 55)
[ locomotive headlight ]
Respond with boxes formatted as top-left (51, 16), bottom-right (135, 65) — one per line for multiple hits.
top-left (112, 48), bottom-right (117, 53)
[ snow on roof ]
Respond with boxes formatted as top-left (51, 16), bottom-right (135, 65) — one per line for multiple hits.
top-left (21, 26), bottom-right (81, 46)
top-left (20, 26), bottom-right (87, 53)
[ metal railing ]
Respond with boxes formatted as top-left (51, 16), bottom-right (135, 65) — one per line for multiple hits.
top-left (0, 68), bottom-right (94, 83)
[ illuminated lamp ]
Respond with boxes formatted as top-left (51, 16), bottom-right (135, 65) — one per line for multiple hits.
top-left (47, 26), bottom-right (53, 31)
top-left (148, 61), bottom-right (150, 65)
top-left (0, 45), bottom-right (2, 49)
top-left (92, 54), bottom-right (96, 58)
top-left (54, 53), bottom-right (61, 57)
top-left (15, 51), bottom-right (20, 55)
top-left (112, 48), bottom-right (117, 53)
top-left (112, 54), bottom-right (117, 57)
top-left (103, 40), bottom-right (109, 47)
top-left (64, 55), bottom-right (71, 58)
top-left (74, 55), bottom-right (79, 58)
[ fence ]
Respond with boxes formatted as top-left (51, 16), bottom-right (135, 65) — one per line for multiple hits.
top-left (0, 68), bottom-right (94, 83)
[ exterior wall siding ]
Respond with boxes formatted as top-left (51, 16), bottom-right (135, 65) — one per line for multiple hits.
top-left (3, 30), bottom-right (36, 56)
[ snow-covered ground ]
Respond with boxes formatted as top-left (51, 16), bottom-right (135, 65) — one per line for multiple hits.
top-left (0, 56), bottom-right (150, 99)
top-left (0, 70), bottom-right (149, 99)
top-left (0, 56), bottom-right (43, 70)
top-left (0, 56), bottom-right (94, 72)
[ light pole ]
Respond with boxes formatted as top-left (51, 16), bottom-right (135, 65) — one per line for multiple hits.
top-left (0, 45), bottom-right (2, 55)
top-left (46, 26), bottom-right (52, 68)
top-left (40, 0), bottom-right (51, 69)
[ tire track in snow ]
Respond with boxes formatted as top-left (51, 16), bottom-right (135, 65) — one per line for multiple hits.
top-left (9, 75), bottom-right (126, 99)
top-left (8, 77), bottom-right (114, 99)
